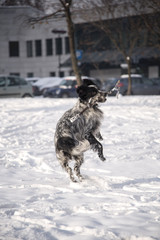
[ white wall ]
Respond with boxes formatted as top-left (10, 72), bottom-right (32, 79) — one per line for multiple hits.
top-left (148, 66), bottom-right (159, 78)
top-left (0, 6), bottom-right (71, 78)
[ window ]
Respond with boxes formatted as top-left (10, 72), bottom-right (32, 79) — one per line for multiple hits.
top-left (0, 77), bottom-right (6, 87)
top-left (50, 72), bottom-right (55, 77)
top-left (35, 40), bottom-right (42, 56)
top-left (27, 72), bottom-right (34, 77)
top-left (7, 76), bottom-right (20, 86)
top-left (60, 79), bottom-right (76, 86)
top-left (19, 78), bottom-right (27, 85)
top-left (9, 41), bottom-right (19, 57)
top-left (10, 73), bottom-right (20, 76)
top-left (26, 41), bottom-right (33, 57)
top-left (46, 39), bottom-right (53, 56)
top-left (56, 37), bottom-right (62, 55)
top-left (65, 37), bottom-right (70, 54)
top-left (59, 71), bottom-right (64, 77)
top-left (132, 78), bottom-right (143, 84)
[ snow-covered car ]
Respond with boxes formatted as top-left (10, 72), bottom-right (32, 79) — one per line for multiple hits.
top-left (25, 77), bottom-right (40, 85)
top-left (43, 76), bottom-right (102, 98)
top-left (32, 77), bottom-right (62, 96)
top-left (0, 75), bottom-right (33, 98)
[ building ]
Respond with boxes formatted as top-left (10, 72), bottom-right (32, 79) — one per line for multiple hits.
top-left (74, 18), bottom-right (160, 80)
top-left (71, 1), bottom-right (160, 80)
top-left (0, 5), bottom-right (160, 81)
top-left (0, 6), bottom-right (71, 78)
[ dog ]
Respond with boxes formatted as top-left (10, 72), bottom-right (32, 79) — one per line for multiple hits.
top-left (54, 79), bottom-right (107, 182)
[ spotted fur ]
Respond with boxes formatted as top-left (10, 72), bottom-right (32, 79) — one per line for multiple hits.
top-left (54, 79), bottom-right (107, 182)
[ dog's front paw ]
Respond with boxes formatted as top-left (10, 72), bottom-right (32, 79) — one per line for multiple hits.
top-left (99, 136), bottom-right (103, 141)
top-left (79, 175), bottom-right (85, 182)
top-left (96, 133), bottom-right (103, 141)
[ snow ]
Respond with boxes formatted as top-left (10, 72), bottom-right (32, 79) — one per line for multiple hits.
top-left (0, 96), bottom-right (160, 240)
top-left (32, 77), bottom-right (62, 90)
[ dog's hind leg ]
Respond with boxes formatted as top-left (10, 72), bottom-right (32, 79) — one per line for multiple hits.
top-left (63, 162), bottom-right (77, 182)
top-left (85, 133), bottom-right (106, 161)
top-left (57, 150), bottom-right (77, 182)
top-left (74, 154), bottom-right (84, 181)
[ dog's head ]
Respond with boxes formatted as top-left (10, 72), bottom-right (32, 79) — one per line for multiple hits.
top-left (77, 79), bottom-right (107, 104)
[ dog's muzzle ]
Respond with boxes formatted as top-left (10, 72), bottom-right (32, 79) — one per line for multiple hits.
top-left (98, 91), bottom-right (107, 102)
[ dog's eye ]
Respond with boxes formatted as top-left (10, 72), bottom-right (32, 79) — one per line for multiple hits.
top-left (91, 89), bottom-right (98, 96)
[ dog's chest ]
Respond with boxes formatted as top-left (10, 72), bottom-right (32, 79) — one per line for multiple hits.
top-left (83, 107), bottom-right (103, 127)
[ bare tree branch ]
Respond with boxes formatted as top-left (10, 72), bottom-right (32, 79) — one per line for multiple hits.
top-left (78, 0), bottom-right (150, 95)
top-left (27, 9), bottom-right (65, 26)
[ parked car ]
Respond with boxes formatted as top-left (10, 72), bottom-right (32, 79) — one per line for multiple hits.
top-left (32, 77), bottom-right (62, 96)
top-left (104, 74), bottom-right (160, 96)
top-left (43, 76), bottom-right (102, 98)
top-left (102, 78), bottom-right (119, 92)
top-left (150, 77), bottom-right (160, 86)
top-left (25, 77), bottom-right (40, 85)
top-left (0, 75), bottom-right (33, 98)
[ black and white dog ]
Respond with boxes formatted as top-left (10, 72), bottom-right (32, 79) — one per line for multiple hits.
top-left (54, 79), bottom-right (107, 182)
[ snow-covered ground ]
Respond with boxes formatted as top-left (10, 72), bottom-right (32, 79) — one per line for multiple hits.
top-left (0, 96), bottom-right (160, 240)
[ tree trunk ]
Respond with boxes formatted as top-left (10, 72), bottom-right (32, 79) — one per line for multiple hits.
top-left (126, 56), bottom-right (132, 95)
top-left (65, 5), bottom-right (82, 86)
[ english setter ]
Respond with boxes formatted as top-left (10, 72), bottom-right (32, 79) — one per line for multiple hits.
top-left (54, 79), bottom-right (107, 182)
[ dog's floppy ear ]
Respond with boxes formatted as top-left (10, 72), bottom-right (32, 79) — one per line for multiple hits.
top-left (77, 85), bottom-right (98, 100)
top-left (83, 79), bottom-right (97, 87)
top-left (77, 85), bottom-right (88, 100)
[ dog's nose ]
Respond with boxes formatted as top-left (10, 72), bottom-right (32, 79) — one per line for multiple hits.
top-left (103, 91), bottom-right (108, 97)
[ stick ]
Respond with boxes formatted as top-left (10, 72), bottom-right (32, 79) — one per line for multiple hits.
top-left (107, 80), bottom-right (121, 98)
